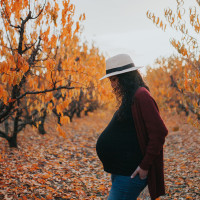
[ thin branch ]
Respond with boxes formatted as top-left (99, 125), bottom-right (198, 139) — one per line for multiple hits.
top-left (4, 14), bottom-right (20, 29)
top-left (30, 0), bottom-right (46, 20)
top-left (0, 44), bottom-right (18, 51)
top-left (0, 9), bottom-right (14, 56)
top-left (22, 40), bottom-right (37, 54)
top-left (28, 36), bottom-right (41, 66)
top-left (12, 85), bottom-right (80, 103)
top-left (0, 130), bottom-right (9, 140)
top-left (1, 3), bottom-right (20, 29)
top-left (18, 11), bottom-right (32, 55)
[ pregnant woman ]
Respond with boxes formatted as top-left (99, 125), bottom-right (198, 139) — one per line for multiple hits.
top-left (96, 54), bottom-right (168, 200)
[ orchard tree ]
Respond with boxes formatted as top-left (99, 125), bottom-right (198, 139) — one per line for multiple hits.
top-left (145, 55), bottom-right (200, 126)
top-left (0, 0), bottom-right (113, 148)
top-left (146, 0), bottom-right (200, 127)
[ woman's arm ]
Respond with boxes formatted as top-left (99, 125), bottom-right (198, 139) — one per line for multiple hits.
top-left (135, 89), bottom-right (168, 171)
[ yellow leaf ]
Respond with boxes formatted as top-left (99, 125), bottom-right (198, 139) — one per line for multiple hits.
top-left (178, 10), bottom-right (181, 19)
top-left (56, 124), bottom-right (66, 138)
top-left (60, 116), bottom-right (70, 124)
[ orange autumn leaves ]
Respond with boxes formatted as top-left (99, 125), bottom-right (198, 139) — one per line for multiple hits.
top-left (144, 55), bottom-right (200, 128)
top-left (145, 0), bottom-right (200, 128)
top-left (1, 106), bottom-right (199, 199)
top-left (0, 0), bottom-right (115, 131)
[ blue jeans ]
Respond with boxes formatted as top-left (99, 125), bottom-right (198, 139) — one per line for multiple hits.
top-left (107, 173), bottom-right (148, 200)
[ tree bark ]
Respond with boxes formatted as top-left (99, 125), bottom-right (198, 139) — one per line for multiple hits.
top-left (8, 133), bottom-right (18, 148)
top-left (38, 109), bottom-right (47, 135)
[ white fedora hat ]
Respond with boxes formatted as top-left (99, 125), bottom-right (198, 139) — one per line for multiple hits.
top-left (99, 54), bottom-right (144, 81)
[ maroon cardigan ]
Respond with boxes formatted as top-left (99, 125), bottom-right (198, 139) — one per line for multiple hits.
top-left (131, 87), bottom-right (168, 200)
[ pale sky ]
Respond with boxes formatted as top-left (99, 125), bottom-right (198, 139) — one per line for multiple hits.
top-left (72, 0), bottom-right (198, 75)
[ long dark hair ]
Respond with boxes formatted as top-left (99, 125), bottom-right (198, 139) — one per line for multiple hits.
top-left (111, 70), bottom-right (150, 121)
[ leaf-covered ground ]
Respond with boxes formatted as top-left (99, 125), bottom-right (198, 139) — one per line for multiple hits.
top-left (0, 108), bottom-right (199, 200)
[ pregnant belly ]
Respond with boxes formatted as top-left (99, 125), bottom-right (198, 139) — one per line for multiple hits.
top-left (96, 144), bottom-right (138, 164)
top-left (96, 131), bottom-right (142, 165)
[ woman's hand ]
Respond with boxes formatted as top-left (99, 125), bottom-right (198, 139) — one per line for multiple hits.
top-left (131, 166), bottom-right (148, 180)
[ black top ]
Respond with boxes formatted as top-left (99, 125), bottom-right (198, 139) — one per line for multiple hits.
top-left (95, 106), bottom-right (143, 176)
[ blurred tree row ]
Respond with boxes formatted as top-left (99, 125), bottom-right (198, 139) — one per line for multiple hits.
top-left (145, 0), bottom-right (200, 128)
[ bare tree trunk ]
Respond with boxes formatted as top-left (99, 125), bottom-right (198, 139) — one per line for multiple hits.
top-left (38, 109), bottom-right (47, 134)
top-left (8, 133), bottom-right (18, 148)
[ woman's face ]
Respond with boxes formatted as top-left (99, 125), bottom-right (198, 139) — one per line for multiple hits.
top-left (109, 75), bottom-right (119, 89)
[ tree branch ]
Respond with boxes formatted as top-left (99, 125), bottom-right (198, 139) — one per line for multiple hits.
top-left (0, 9), bottom-right (14, 56)
top-left (0, 44), bottom-right (18, 51)
top-left (28, 36), bottom-right (41, 66)
top-left (11, 85), bottom-right (79, 103)
top-left (0, 130), bottom-right (9, 140)
top-left (18, 11), bottom-right (32, 55)
top-left (22, 40), bottom-right (38, 54)
top-left (30, 0), bottom-right (46, 20)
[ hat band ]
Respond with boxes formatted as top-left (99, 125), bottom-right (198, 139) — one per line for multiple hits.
top-left (106, 63), bottom-right (135, 75)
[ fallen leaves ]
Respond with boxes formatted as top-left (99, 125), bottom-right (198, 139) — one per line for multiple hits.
top-left (0, 108), bottom-right (199, 199)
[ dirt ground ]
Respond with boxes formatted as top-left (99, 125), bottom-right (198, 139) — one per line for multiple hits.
top-left (0, 107), bottom-right (199, 199)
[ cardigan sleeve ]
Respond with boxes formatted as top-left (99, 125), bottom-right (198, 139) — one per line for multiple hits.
top-left (135, 89), bottom-right (168, 170)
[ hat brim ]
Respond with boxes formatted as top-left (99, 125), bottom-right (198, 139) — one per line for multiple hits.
top-left (99, 65), bottom-right (144, 81)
